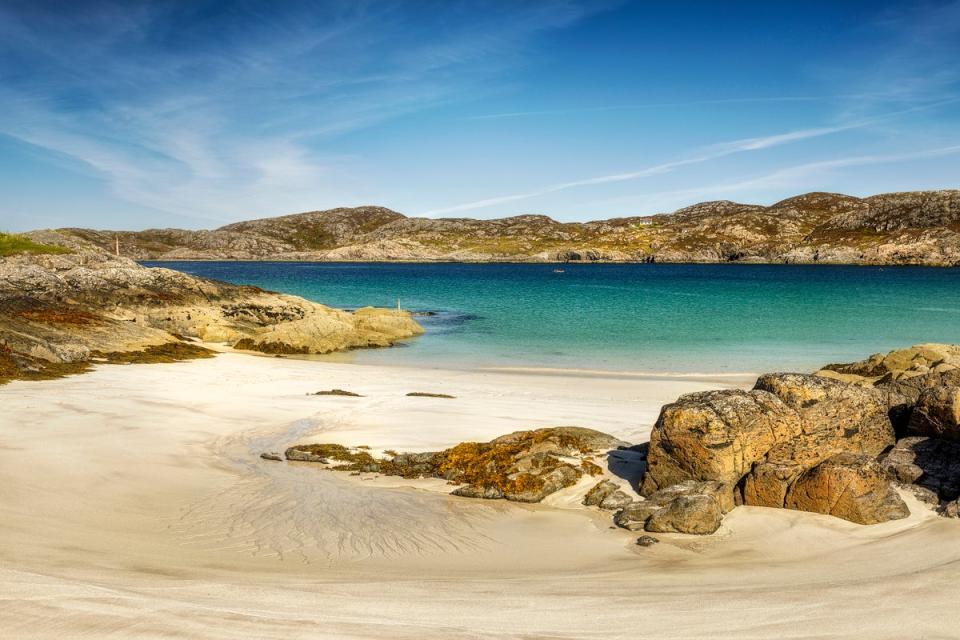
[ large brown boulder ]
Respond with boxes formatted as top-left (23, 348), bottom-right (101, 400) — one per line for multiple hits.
top-left (907, 385), bottom-right (960, 441)
top-left (640, 389), bottom-right (801, 495)
top-left (754, 373), bottom-right (895, 459)
top-left (741, 454), bottom-right (807, 509)
top-left (879, 369), bottom-right (960, 433)
top-left (741, 374), bottom-right (898, 511)
top-left (784, 454), bottom-right (909, 525)
top-left (641, 373), bottom-right (906, 530)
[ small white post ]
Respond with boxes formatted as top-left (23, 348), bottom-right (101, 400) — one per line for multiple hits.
top-left (115, 235), bottom-right (120, 256)
top-left (396, 298), bottom-right (401, 312)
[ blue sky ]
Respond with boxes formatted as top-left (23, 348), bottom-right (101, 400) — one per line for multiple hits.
top-left (1, 0), bottom-right (959, 230)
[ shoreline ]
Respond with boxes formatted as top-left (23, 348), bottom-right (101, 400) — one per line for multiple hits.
top-left (3, 352), bottom-right (960, 637)
top-left (141, 257), bottom-right (960, 268)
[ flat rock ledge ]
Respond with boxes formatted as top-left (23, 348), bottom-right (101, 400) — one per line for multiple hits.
top-left (284, 427), bottom-right (627, 503)
top-left (0, 247), bottom-right (423, 384)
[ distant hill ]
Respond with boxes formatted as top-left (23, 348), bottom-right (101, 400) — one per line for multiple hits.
top-left (40, 190), bottom-right (960, 265)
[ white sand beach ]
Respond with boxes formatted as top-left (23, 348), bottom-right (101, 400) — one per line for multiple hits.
top-left (2, 353), bottom-right (959, 639)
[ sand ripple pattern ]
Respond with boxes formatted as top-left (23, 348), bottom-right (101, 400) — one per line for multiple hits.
top-left (168, 417), bottom-right (496, 563)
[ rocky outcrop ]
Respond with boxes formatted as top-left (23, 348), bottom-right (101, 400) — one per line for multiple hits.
top-left (639, 388), bottom-right (802, 494)
top-left (275, 345), bottom-right (960, 534)
top-left (31, 189), bottom-right (960, 265)
top-left (638, 372), bottom-right (908, 531)
top-left (631, 345), bottom-right (960, 533)
top-left (285, 427), bottom-right (627, 503)
top-left (0, 246), bottom-right (422, 383)
top-left (819, 343), bottom-right (960, 383)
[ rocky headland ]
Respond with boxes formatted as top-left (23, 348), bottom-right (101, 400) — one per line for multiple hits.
top-left (281, 343), bottom-right (960, 535)
top-left (0, 231), bottom-right (422, 384)
top-left (37, 189), bottom-right (960, 265)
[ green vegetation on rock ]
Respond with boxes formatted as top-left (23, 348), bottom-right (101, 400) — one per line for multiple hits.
top-left (0, 232), bottom-right (70, 257)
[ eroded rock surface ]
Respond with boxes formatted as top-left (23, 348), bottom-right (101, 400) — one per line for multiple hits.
top-left (286, 427), bottom-right (627, 504)
top-left (640, 372), bottom-right (908, 531)
top-left (819, 343), bottom-right (960, 383)
top-left (783, 454), bottom-right (909, 525)
top-left (639, 389), bottom-right (801, 494)
top-left (908, 385), bottom-right (960, 440)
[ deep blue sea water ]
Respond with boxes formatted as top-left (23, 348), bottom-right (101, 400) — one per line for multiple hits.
top-left (144, 261), bottom-right (960, 374)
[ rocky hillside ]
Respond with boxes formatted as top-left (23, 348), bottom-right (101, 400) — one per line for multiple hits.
top-left (42, 189), bottom-right (960, 265)
top-left (0, 232), bottom-right (422, 384)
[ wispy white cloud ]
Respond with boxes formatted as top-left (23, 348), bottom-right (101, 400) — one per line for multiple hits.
top-left (421, 123), bottom-right (865, 216)
top-left (602, 144), bottom-right (960, 214)
top-left (462, 95), bottom-right (891, 121)
top-left (2, 1), bottom-right (958, 228)
top-left (423, 89), bottom-right (960, 217)
top-left (0, 1), bottom-right (614, 226)
top-left (824, 0), bottom-right (960, 120)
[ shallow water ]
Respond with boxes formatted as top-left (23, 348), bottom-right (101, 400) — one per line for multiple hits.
top-left (145, 261), bottom-right (960, 373)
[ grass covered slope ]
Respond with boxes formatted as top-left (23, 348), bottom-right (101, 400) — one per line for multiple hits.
top-left (0, 232), bottom-right (71, 257)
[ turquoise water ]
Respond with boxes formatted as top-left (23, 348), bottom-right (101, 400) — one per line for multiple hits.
top-left (145, 262), bottom-right (960, 374)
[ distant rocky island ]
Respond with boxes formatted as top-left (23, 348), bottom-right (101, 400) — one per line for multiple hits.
top-left (30, 189), bottom-right (960, 265)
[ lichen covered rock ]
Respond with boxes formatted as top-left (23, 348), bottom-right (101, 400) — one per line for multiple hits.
top-left (640, 389), bottom-right (801, 495)
top-left (641, 372), bottom-right (907, 531)
top-left (288, 427), bottom-right (628, 504)
top-left (907, 385), bottom-right (960, 441)
top-left (784, 454), bottom-right (909, 525)
top-left (0, 249), bottom-right (423, 384)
